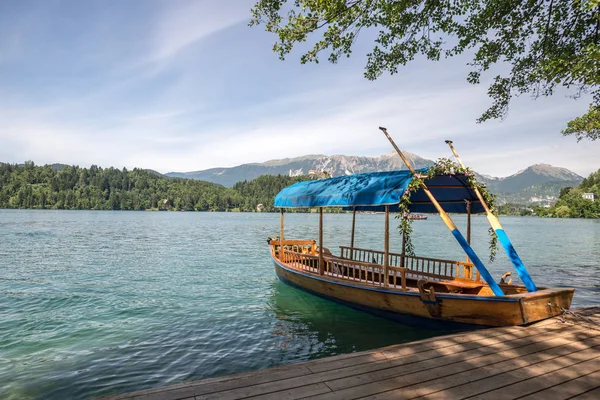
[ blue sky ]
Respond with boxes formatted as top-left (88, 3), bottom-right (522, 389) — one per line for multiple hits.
top-left (1, 0), bottom-right (598, 177)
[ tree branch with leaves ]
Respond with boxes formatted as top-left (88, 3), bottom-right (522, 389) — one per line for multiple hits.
top-left (251, 0), bottom-right (600, 141)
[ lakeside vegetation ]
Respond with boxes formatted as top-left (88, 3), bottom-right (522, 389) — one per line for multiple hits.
top-left (498, 169), bottom-right (600, 218)
top-left (1, 162), bottom-right (598, 218)
top-left (538, 169), bottom-right (600, 218)
top-left (0, 162), bottom-right (311, 212)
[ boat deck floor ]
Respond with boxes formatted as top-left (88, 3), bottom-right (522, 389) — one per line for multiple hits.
top-left (97, 308), bottom-right (600, 400)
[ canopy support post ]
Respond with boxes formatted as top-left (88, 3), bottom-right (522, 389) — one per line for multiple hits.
top-left (384, 205), bottom-right (390, 287)
top-left (350, 206), bottom-right (356, 260)
top-left (400, 214), bottom-right (407, 289)
top-left (466, 200), bottom-right (471, 263)
top-left (467, 201), bottom-right (471, 245)
top-left (319, 207), bottom-right (324, 275)
top-left (466, 200), bottom-right (472, 279)
top-left (280, 208), bottom-right (285, 262)
top-left (401, 214), bottom-right (407, 269)
top-left (380, 127), bottom-right (504, 296)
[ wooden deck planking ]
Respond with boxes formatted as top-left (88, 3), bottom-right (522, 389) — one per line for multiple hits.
top-left (383, 339), bottom-right (600, 400)
top-left (97, 308), bottom-right (600, 400)
top-left (517, 370), bottom-right (600, 400)
top-left (306, 334), bottom-right (600, 400)
top-left (462, 349), bottom-right (600, 400)
top-left (195, 324), bottom-right (584, 400)
top-left (318, 327), bottom-right (597, 394)
top-left (571, 386), bottom-right (600, 399)
top-left (111, 365), bottom-right (314, 400)
top-left (308, 321), bottom-right (570, 377)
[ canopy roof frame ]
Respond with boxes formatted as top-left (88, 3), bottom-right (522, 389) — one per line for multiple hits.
top-left (274, 169), bottom-right (485, 214)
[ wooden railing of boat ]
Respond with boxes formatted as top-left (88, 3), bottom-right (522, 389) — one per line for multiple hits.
top-left (271, 239), bottom-right (317, 255)
top-left (339, 246), bottom-right (480, 282)
top-left (271, 240), bottom-right (485, 292)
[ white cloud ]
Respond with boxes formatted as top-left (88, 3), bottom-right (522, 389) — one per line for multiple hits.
top-left (2, 70), bottom-right (598, 178)
top-left (149, 0), bottom-right (254, 63)
top-left (0, 1), bottom-right (597, 179)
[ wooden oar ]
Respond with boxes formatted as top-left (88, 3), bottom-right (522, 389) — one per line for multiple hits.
top-left (379, 127), bottom-right (504, 296)
top-left (445, 140), bottom-right (537, 292)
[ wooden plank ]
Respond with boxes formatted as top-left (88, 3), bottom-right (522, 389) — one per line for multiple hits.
top-left (572, 386), bottom-right (600, 399)
top-left (575, 307), bottom-right (600, 317)
top-left (516, 370), bottom-right (600, 400)
top-left (309, 322), bottom-right (570, 374)
top-left (321, 325), bottom-right (582, 392)
top-left (303, 330), bottom-right (600, 400)
top-left (186, 326), bottom-right (584, 400)
top-left (327, 343), bottom-right (599, 400)
top-left (306, 352), bottom-right (388, 373)
top-left (408, 342), bottom-right (600, 399)
top-left (220, 325), bottom-right (586, 400)
top-left (243, 382), bottom-right (332, 400)
top-left (370, 320), bottom-right (566, 361)
top-left (379, 321), bottom-right (573, 361)
top-left (102, 365), bottom-right (313, 400)
top-left (193, 376), bottom-right (330, 400)
top-left (462, 354), bottom-right (600, 400)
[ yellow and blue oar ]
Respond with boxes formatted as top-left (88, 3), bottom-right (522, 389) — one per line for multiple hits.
top-left (379, 127), bottom-right (504, 296)
top-left (445, 140), bottom-right (537, 292)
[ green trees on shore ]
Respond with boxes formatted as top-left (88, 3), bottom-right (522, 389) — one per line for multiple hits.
top-left (538, 169), bottom-right (600, 218)
top-left (232, 174), bottom-right (313, 212)
top-left (498, 170), bottom-right (599, 218)
top-left (0, 162), bottom-right (311, 212)
top-left (2, 162), bottom-right (599, 218)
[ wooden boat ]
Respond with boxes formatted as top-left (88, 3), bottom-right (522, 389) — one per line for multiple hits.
top-left (407, 213), bottom-right (427, 220)
top-left (269, 133), bottom-right (574, 327)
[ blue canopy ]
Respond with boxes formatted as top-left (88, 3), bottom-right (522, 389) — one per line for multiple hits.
top-left (274, 169), bottom-right (485, 214)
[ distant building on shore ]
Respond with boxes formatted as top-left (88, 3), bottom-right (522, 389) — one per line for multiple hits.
top-left (160, 199), bottom-right (172, 210)
top-left (582, 193), bottom-right (595, 202)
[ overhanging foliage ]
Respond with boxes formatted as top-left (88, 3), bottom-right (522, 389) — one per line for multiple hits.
top-left (251, 0), bottom-right (600, 140)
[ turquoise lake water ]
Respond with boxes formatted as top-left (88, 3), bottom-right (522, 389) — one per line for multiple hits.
top-left (1, 210), bottom-right (598, 399)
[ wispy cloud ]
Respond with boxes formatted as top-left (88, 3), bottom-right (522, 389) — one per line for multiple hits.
top-left (0, 0), bottom-right (597, 178)
top-left (150, 1), bottom-right (252, 63)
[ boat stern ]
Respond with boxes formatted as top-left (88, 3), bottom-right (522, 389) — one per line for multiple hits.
top-left (518, 287), bottom-right (575, 325)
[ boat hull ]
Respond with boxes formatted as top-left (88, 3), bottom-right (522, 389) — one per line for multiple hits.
top-left (272, 255), bottom-right (574, 327)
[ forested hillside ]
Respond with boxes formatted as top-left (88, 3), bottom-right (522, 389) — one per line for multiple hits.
top-left (0, 162), bottom-right (310, 212)
top-left (539, 168), bottom-right (600, 218)
top-left (232, 174), bottom-right (313, 211)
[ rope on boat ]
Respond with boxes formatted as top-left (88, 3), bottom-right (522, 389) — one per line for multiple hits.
top-left (548, 302), bottom-right (600, 330)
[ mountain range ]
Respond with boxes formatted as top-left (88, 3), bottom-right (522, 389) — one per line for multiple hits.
top-left (166, 153), bottom-right (584, 205)
top-left (166, 152), bottom-right (432, 187)
top-left (3, 155), bottom-right (584, 206)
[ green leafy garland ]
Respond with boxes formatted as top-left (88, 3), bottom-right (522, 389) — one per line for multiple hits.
top-left (395, 158), bottom-right (499, 262)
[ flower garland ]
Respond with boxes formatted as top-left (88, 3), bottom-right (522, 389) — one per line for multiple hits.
top-left (395, 158), bottom-right (499, 262)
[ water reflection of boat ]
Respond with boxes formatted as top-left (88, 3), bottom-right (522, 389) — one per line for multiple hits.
top-left (268, 136), bottom-right (574, 327)
top-left (268, 281), bottom-right (443, 357)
